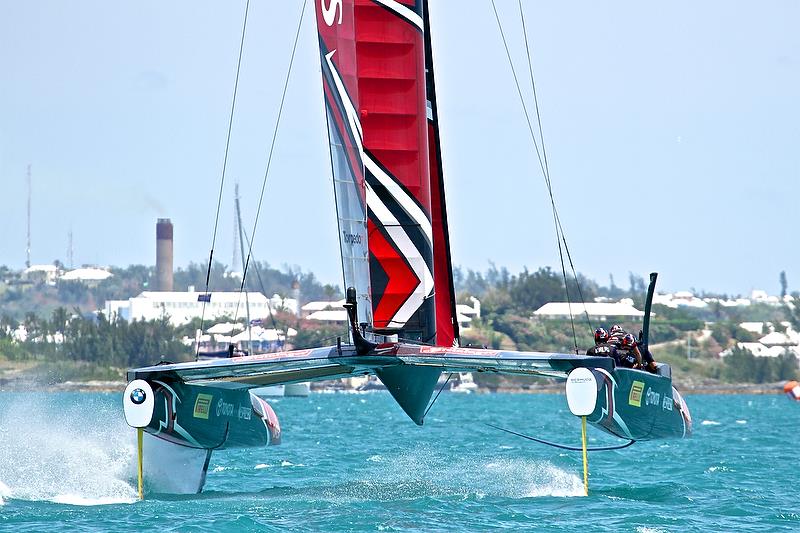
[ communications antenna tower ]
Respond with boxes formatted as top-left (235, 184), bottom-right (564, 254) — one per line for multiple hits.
top-left (26, 165), bottom-right (31, 268)
top-left (68, 229), bottom-right (74, 269)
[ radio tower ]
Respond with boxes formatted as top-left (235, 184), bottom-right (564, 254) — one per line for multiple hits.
top-left (68, 229), bottom-right (74, 269)
top-left (26, 164), bottom-right (31, 268)
top-left (232, 182), bottom-right (240, 273)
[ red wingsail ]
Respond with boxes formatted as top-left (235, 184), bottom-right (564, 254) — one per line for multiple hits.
top-left (355, 0), bottom-right (434, 341)
top-left (315, 0), bottom-right (457, 345)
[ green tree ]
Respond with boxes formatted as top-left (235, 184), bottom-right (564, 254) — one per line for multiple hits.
top-left (292, 322), bottom-right (346, 350)
top-left (508, 267), bottom-right (564, 313)
top-left (780, 271), bottom-right (788, 299)
top-left (722, 346), bottom-right (757, 382)
top-left (49, 307), bottom-right (69, 334)
top-left (785, 294), bottom-right (800, 332)
top-left (774, 351), bottom-right (799, 381)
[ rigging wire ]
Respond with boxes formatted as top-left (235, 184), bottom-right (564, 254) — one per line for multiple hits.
top-left (485, 422), bottom-right (636, 452)
top-left (238, 0), bottom-right (308, 326)
top-left (519, 1), bottom-right (592, 340)
top-left (237, 224), bottom-right (282, 337)
top-left (493, 0), bottom-right (602, 351)
top-left (490, 0), bottom-right (548, 180)
top-left (555, 211), bottom-right (594, 332)
top-left (197, 0), bottom-right (251, 358)
top-left (518, 1), bottom-right (594, 334)
top-left (423, 373), bottom-right (454, 419)
top-left (491, 0), bottom-right (578, 353)
top-left (516, 2), bottom-right (577, 347)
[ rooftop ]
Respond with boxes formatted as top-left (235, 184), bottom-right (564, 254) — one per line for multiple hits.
top-left (534, 301), bottom-right (644, 318)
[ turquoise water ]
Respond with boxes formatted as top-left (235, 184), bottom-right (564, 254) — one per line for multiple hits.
top-left (0, 391), bottom-right (796, 532)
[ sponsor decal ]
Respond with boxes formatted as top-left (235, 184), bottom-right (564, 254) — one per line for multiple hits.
top-left (569, 376), bottom-right (593, 384)
top-left (233, 349), bottom-right (314, 362)
top-left (628, 381), bottom-right (644, 407)
top-left (153, 381), bottom-right (177, 434)
top-left (193, 393), bottom-right (213, 419)
top-left (321, 0), bottom-right (342, 26)
top-left (662, 395), bottom-right (674, 411)
top-left (217, 398), bottom-right (235, 418)
top-left (217, 398), bottom-right (253, 420)
top-left (645, 387), bottom-right (661, 407)
top-left (419, 346), bottom-right (501, 356)
top-left (342, 231), bottom-right (363, 246)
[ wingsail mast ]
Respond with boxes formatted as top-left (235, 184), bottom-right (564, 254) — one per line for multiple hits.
top-left (234, 183), bottom-right (253, 351)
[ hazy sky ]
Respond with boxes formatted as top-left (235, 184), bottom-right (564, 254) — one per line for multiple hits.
top-left (1, 1), bottom-right (798, 296)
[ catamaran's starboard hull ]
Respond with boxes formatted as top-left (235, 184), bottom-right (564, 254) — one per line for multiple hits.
top-left (588, 367), bottom-right (692, 441)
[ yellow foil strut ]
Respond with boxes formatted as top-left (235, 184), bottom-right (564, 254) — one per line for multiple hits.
top-left (581, 416), bottom-right (588, 496)
top-left (137, 427), bottom-right (144, 500)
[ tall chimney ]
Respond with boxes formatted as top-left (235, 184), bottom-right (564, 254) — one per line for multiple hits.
top-left (156, 218), bottom-right (174, 291)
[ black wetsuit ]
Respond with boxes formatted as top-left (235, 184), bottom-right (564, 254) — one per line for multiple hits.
top-left (587, 342), bottom-right (619, 362)
top-left (607, 331), bottom-right (641, 368)
top-left (616, 348), bottom-right (639, 368)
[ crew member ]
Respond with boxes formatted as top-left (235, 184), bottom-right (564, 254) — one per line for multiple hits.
top-left (608, 324), bottom-right (626, 347)
top-left (618, 333), bottom-right (643, 369)
top-left (587, 327), bottom-right (619, 362)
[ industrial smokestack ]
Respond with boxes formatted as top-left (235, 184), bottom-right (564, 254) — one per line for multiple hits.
top-left (156, 218), bottom-right (173, 291)
top-left (291, 279), bottom-right (301, 318)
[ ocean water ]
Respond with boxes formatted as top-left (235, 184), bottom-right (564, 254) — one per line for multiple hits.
top-left (0, 391), bottom-right (796, 532)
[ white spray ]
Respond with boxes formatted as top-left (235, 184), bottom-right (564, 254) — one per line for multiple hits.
top-left (0, 393), bottom-right (137, 505)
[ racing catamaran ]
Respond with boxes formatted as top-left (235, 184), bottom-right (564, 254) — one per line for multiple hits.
top-left (123, 0), bottom-right (691, 495)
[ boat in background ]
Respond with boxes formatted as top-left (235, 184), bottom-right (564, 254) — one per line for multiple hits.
top-left (285, 382), bottom-right (311, 397)
top-left (784, 380), bottom-right (800, 400)
top-left (450, 373), bottom-right (479, 394)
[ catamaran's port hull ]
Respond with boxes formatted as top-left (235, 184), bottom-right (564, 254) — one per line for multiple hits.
top-left (138, 380), bottom-right (281, 450)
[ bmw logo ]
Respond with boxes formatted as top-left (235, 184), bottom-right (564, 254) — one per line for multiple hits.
top-left (130, 388), bottom-right (147, 405)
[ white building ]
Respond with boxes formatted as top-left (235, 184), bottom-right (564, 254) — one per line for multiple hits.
top-left (749, 290), bottom-right (781, 305)
top-left (721, 323), bottom-right (800, 358)
top-left (654, 291), bottom-right (709, 309)
top-left (533, 301), bottom-right (645, 320)
top-left (22, 264), bottom-right (58, 285)
top-left (456, 296), bottom-right (481, 330)
top-left (306, 309), bottom-right (348, 324)
top-left (60, 267), bottom-right (113, 287)
top-left (302, 297), bottom-right (483, 330)
top-left (301, 299), bottom-right (345, 317)
top-left (105, 290), bottom-right (297, 326)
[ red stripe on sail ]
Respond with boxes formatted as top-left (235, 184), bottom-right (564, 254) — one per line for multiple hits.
top-left (368, 218), bottom-right (420, 328)
top-left (428, 122), bottom-right (456, 346)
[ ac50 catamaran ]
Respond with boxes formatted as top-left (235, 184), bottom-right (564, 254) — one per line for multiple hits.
top-left (123, 0), bottom-right (691, 496)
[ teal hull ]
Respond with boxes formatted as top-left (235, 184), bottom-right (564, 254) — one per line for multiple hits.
top-left (588, 366), bottom-right (691, 440)
top-left (143, 381), bottom-right (281, 450)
